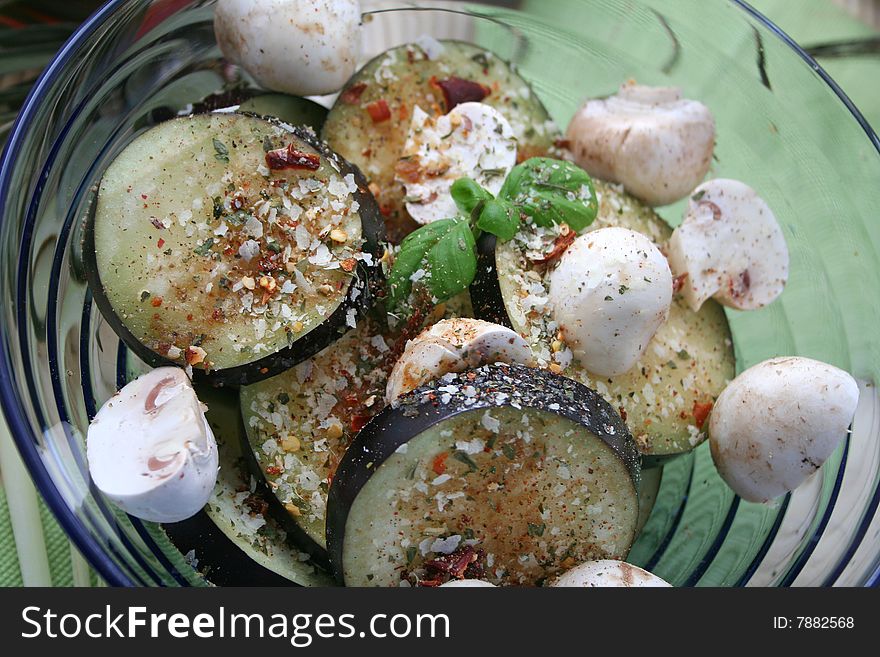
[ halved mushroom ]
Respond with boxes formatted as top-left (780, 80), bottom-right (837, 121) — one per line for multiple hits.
top-left (397, 102), bottom-right (518, 225)
top-left (214, 0), bottom-right (361, 97)
top-left (666, 178), bottom-right (788, 312)
top-left (385, 318), bottom-right (533, 402)
top-left (566, 81), bottom-right (715, 206)
top-left (709, 357), bottom-right (859, 503)
top-left (549, 559), bottom-right (671, 587)
top-left (86, 367), bottom-right (218, 523)
top-left (549, 227), bottom-right (673, 377)
top-left (439, 579), bottom-right (497, 588)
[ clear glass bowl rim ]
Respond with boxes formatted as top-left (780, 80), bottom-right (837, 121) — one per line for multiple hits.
top-left (1, 0), bottom-right (879, 587)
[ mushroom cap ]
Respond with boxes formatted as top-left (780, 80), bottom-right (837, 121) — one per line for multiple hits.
top-left (86, 367), bottom-right (218, 523)
top-left (399, 102), bottom-right (517, 225)
top-left (709, 357), bottom-right (859, 503)
top-left (439, 579), bottom-right (497, 588)
top-left (566, 82), bottom-right (715, 206)
top-left (667, 178), bottom-right (789, 312)
top-left (549, 227), bottom-right (672, 377)
top-left (214, 0), bottom-right (361, 96)
top-left (386, 318), bottom-right (533, 402)
top-left (550, 560), bottom-right (671, 587)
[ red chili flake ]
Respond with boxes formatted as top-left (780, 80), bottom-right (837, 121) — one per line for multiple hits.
top-left (341, 258), bottom-right (357, 273)
top-left (554, 138), bottom-right (572, 150)
top-left (379, 204), bottom-right (393, 218)
top-left (693, 400), bottom-right (714, 430)
top-left (150, 217), bottom-right (164, 230)
top-left (141, 194), bottom-right (148, 200)
top-left (157, 238), bottom-right (165, 249)
top-left (351, 415), bottom-right (370, 433)
top-left (186, 314), bottom-right (193, 321)
top-left (243, 493), bottom-right (269, 516)
top-left (531, 228), bottom-right (576, 268)
top-left (672, 272), bottom-right (689, 294)
top-left (265, 466), bottom-right (282, 476)
top-left (618, 407), bottom-right (628, 422)
top-left (728, 269), bottom-right (751, 299)
top-left (340, 82), bottom-right (368, 105)
top-left (421, 545), bottom-right (485, 582)
top-left (431, 76), bottom-right (491, 111)
top-left (395, 158), bottom-right (422, 184)
top-left (150, 296), bottom-right (163, 308)
top-left (365, 99), bottom-right (392, 124)
top-left (265, 144), bottom-right (321, 171)
top-left (432, 452), bottom-right (449, 476)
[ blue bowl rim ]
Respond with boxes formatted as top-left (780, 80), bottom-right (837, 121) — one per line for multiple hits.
top-left (0, 0), bottom-right (878, 587)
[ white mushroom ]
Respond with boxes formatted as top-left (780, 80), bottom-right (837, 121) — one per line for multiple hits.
top-left (709, 357), bottom-right (859, 503)
top-left (549, 227), bottom-right (672, 377)
top-left (386, 318), bottom-right (532, 402)
top-left (565, 81), bottom-right (715, 206)
top-left (397, 102), bottom-right (517, 225)
top-left (550, 560), bottom-right (671, 587)
top-left (666, 178), bottom-right (788, 312)
top-left (86, 367), bottom-right (218, 523)
top-left (439, 579), bottom-right (497, 588)
top-left (214, 0), bottom-right (361, 97)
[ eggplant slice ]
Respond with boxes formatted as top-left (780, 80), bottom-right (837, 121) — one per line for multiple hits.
top-left (470, 182), bottom-right (735, 463)
top-left (322, 40), bottom-right (564, 243)
top-left (84, 113), bottom-right (384, 386)
top-left (326, 363), bottom-right (640, 587)
top-left (162, 384), bottom-right (333, 586)
top-left (240, 294), bottom-right (475, 557)
top-left (237, 93), bottom-right (329, 132)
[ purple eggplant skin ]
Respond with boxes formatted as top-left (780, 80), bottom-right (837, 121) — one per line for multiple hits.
top-left (469, 232), bottom-right (514, 329)
top-left (82, 124), bottom-right (385, 388)
top-left (325, 362), bottom-right (640, 585)
top-left (164, 384), bottom-right (331, 584)
top-left (162, 510), bottom-right (296, 587)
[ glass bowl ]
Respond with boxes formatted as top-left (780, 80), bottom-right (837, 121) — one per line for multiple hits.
top-left (1, 0), bottom-right (879, 587)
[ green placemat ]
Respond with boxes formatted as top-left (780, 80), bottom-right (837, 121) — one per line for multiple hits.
top-left (0, 0), bottom-right (877, 588)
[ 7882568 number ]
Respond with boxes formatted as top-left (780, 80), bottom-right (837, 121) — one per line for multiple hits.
top-left (797, 617), bottom-right (854, 629)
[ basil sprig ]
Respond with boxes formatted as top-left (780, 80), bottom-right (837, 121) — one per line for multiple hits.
top-left (387, 218), bottom-right (474, 306)
top-left (387, 157), bottom-right (598, 310)
top-left (500, 157), bottom-right (598, 230)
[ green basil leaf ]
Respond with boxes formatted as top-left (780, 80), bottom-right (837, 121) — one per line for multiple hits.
top-left (388, 218), bottom-right (458, 306)
top-left (451, 177), bottom-right (493, 216)
top-left (499, 157), bottom-right (598, 230)
top-left (212, 138), bottom-right (230, 163)
top-left (399, 216), bottom-right (457, 250)
top-left (426, 219), bottom-right (477, 302)
top-left (476, 198), bottom-right (520, 242)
